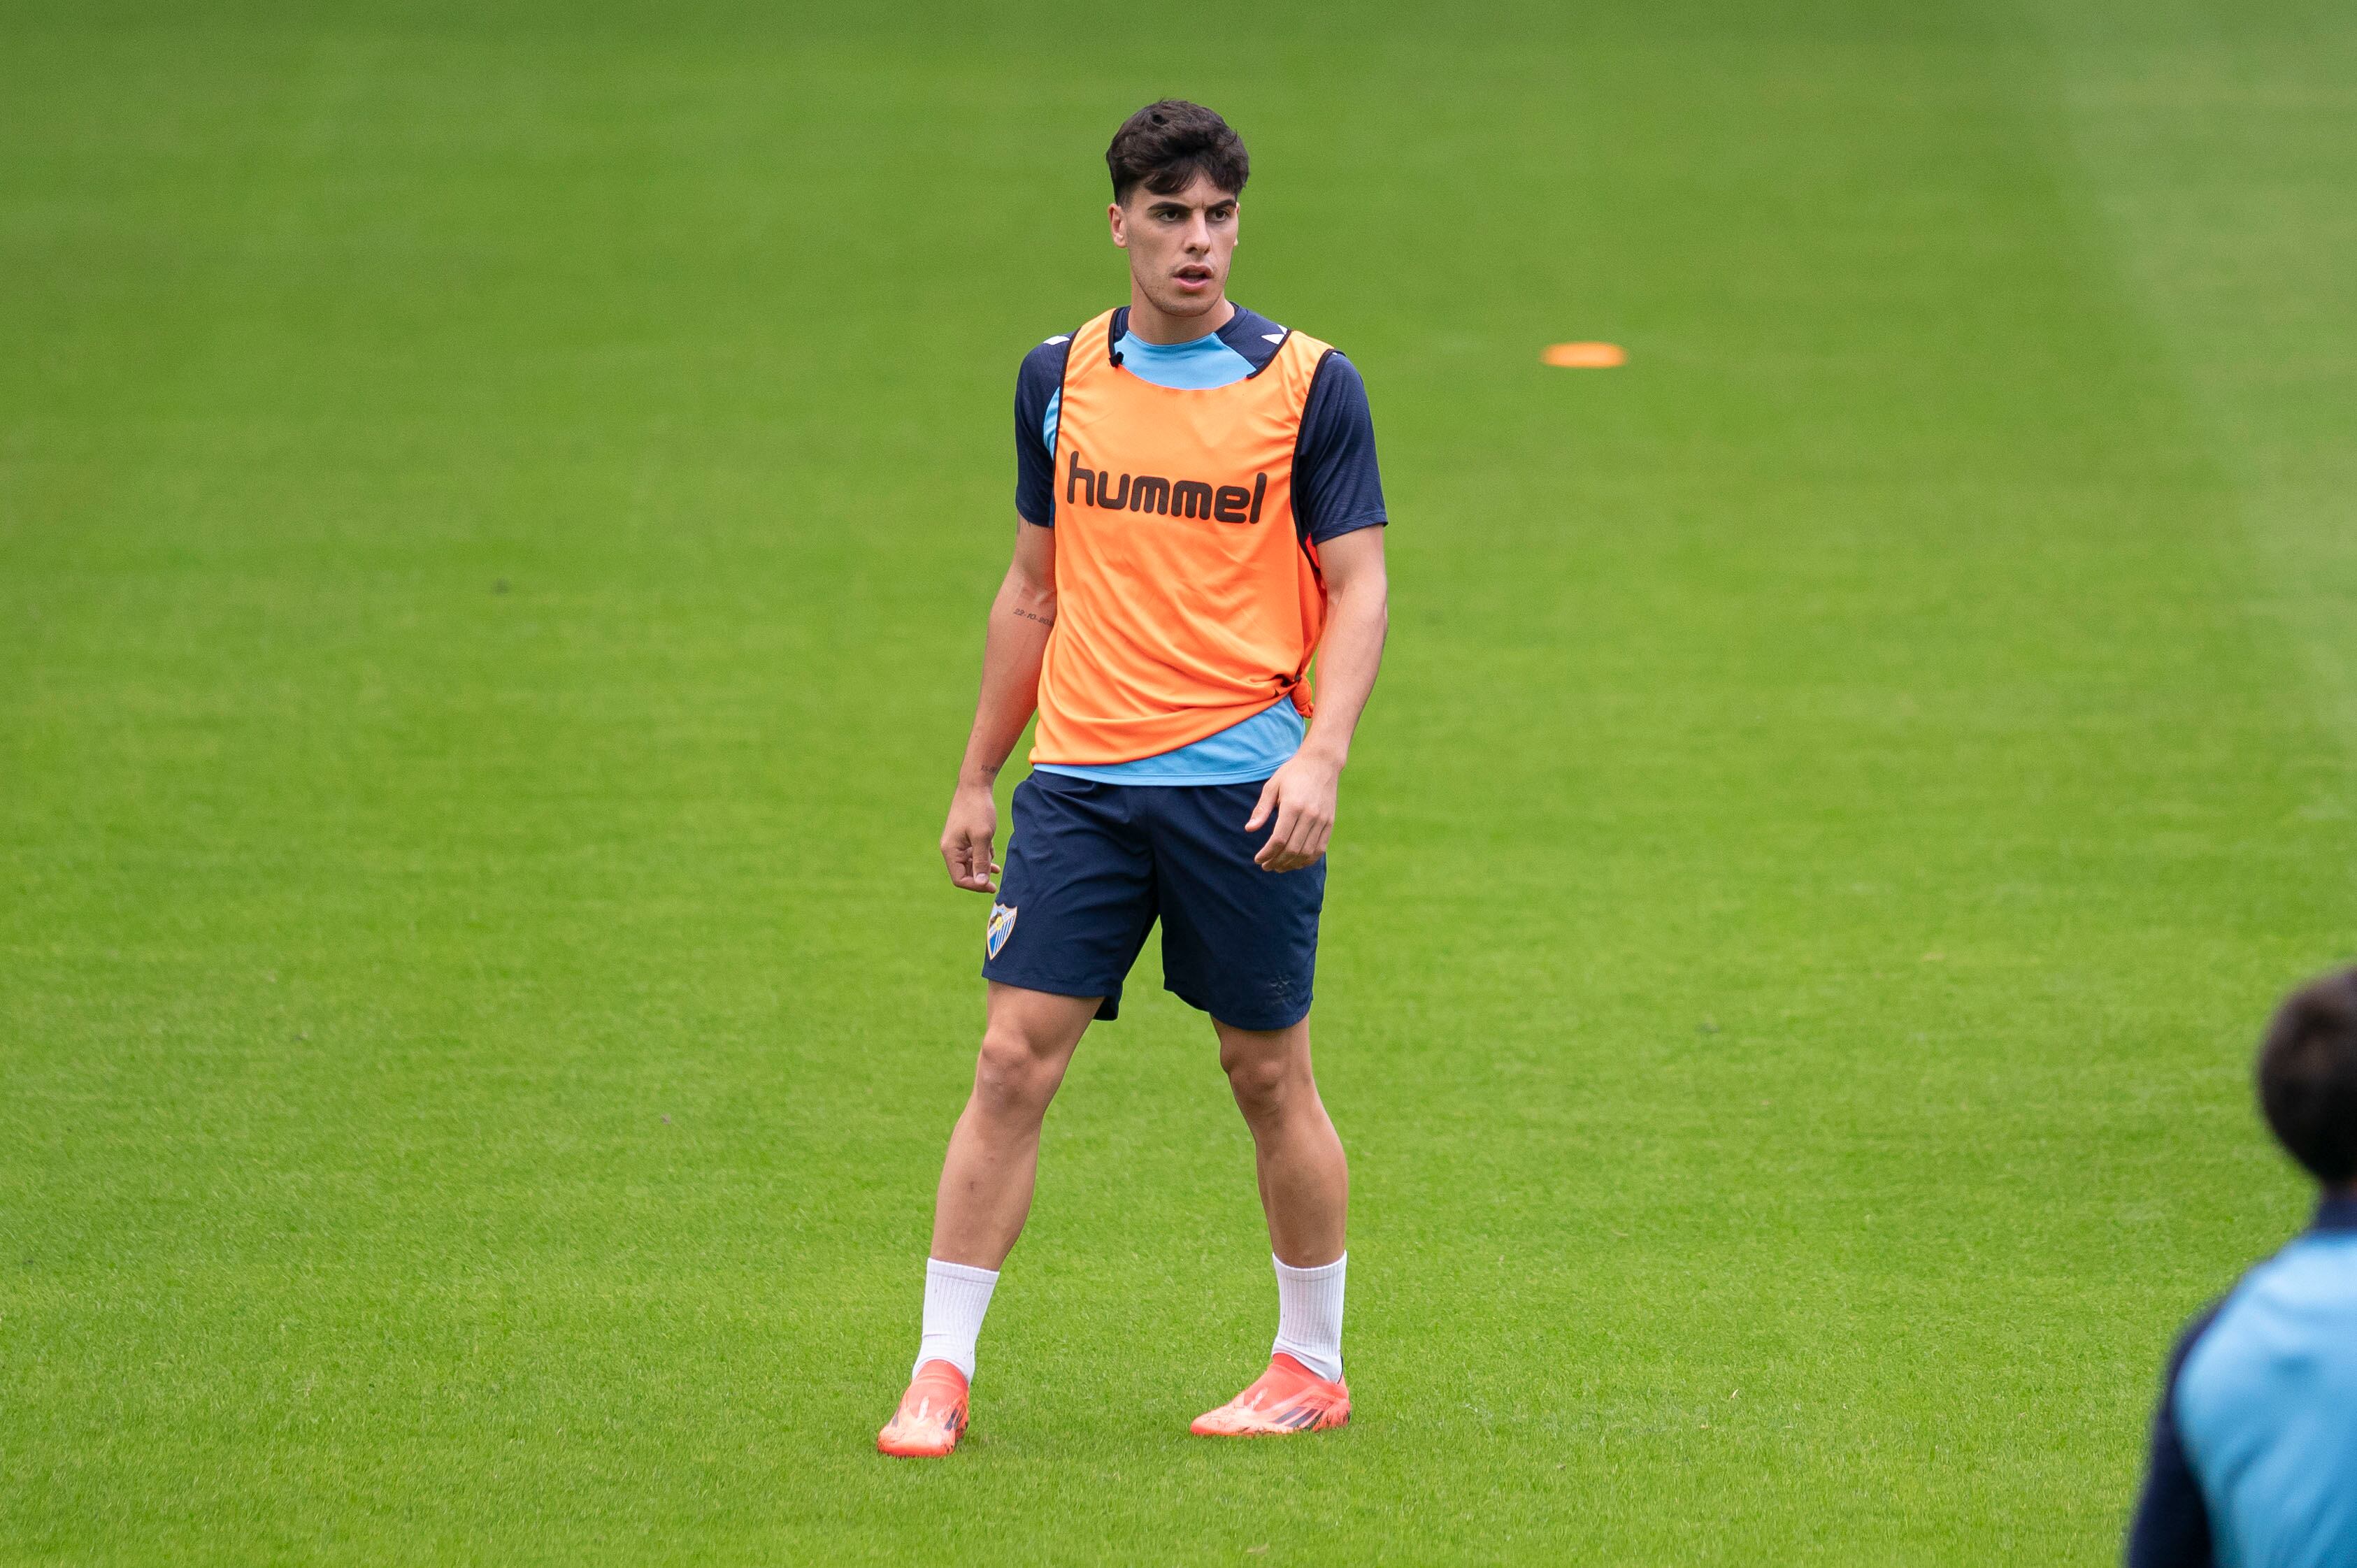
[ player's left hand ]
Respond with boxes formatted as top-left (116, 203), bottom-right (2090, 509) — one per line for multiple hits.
top-left (1247, 749), bottom-right (1341, 872)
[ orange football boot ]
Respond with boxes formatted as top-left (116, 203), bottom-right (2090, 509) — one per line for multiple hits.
top-left (876, 1359), bottom-right (969, 1457)
top-left (1190, 1353), bottom-right (1350, 1437)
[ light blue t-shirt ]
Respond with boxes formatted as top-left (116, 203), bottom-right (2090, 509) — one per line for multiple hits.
top-left (2174, 1223), bottom-right (2357, 1567)
top-left (1033, 324), bottom-right (1305, 787)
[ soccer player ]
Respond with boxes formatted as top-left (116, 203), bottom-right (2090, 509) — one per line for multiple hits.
top-left (2125, 968), bottom-right (2357, 1565)
top-left (876, 100), bottom-right (1389, 1457)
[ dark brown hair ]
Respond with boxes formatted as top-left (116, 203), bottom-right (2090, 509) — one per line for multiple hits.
top-left (1105, 100), bottom-right (1249, 205)
top-left (2258, 967), bottom-right (2357, 1184)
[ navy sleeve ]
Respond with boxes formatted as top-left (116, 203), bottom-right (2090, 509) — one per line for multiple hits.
top-left (2126, 1306), bottom-right (2221, 1568)
top-left (1014, 336), bottom-right (1070, 526)
top-left (1292, 352), bottom-right (1387, 545)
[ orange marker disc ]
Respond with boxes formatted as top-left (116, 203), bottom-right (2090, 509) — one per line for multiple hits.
top-left (1542, 342), bottom-right (1626, 368)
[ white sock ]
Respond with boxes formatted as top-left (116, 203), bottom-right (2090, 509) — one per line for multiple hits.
top-left (1270, 1252), bottom-right (1346, 1381)
top-left (914, 1258), bottom-right (998, 1383)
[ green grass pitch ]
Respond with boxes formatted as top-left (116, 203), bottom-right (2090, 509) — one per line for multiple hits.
top-left (4, 0), bottom-right (2354, 1561)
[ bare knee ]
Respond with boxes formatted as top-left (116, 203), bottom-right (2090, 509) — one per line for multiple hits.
top-left (1222, 1043), bottom-right (1306, 1124)
top-left (971, 1026), bottom-right (1063, 1123)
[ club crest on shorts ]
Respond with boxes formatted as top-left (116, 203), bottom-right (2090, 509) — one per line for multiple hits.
top-left (986, 902), bottom-right (1017, 960)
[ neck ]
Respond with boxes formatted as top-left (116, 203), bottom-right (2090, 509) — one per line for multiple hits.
top-left (1126, 288), bottom-right (1233, 346)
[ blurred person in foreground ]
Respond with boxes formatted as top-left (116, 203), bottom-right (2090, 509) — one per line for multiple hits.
top-left (2127, 967), bottom-right (2357, 1567)
top-left (875, 100), bottom-right (1389, 1456)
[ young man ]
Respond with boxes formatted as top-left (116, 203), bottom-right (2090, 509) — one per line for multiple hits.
top-left (2126, 968), bottom-right (2357, 1566)
top-left (877, 100), bottom-right (1389, 1456)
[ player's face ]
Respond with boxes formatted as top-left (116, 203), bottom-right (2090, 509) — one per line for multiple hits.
top-left (1108, 173), bottom-right (1238, 320)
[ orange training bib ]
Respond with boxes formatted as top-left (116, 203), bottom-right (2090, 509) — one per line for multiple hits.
top-left (1031, 308), bottom-right (1332, 766)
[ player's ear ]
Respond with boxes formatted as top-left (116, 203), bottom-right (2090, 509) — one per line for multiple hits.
top-left (1108, 202), bottom-right (1127, 248)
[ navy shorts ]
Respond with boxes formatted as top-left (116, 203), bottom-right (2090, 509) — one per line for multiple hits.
top-left (980, 771), bottom-right (1325, 1031)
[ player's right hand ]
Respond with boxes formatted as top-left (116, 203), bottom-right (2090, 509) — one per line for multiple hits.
top-left (940, 783), bottom-right (1001, 893)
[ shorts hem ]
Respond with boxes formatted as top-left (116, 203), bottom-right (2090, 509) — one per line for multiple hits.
top-left (1166, 982), bottom-right (1312, 1033)
top-left (982, 968), bottom-right (1123, 1019)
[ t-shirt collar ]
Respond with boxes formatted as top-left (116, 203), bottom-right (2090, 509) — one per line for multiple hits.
top-left (1109, 303), bottom-right (1275, 369)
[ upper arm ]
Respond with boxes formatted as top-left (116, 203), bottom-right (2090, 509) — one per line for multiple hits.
top-left (1294, 353), bottom-right (1388, 547)
top-left (1010, 518), bottom-right (1056, 595)
top-left (1316, 524), bottom-right (1385, 600)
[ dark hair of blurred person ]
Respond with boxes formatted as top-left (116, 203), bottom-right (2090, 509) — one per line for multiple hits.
top-left (2256, 968), bottom-right (2357, 1187)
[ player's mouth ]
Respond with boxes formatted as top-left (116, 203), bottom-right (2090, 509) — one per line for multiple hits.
top-left (1172, 264), bottom-right (1215, 292)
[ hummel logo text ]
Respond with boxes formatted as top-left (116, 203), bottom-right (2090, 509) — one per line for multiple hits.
top-left (1065, 452), bottom-right (1266, 524)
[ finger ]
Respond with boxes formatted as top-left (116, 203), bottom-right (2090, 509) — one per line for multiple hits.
top-left (1285, 810), bottom-right (1326, 863)
top-left (1277, 803), bottom-right (1314, 858)
top-left (1245, 777), bottom-right (1281, 832)
top-left (948, 837), bottom-right (993, 891)
top-left (1263, 801), bottom-right (1301, 863)
top-left (1254, 801), bottom-right (1303, 868)
top-left (1273, 808), bottom-right (1326, 872)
